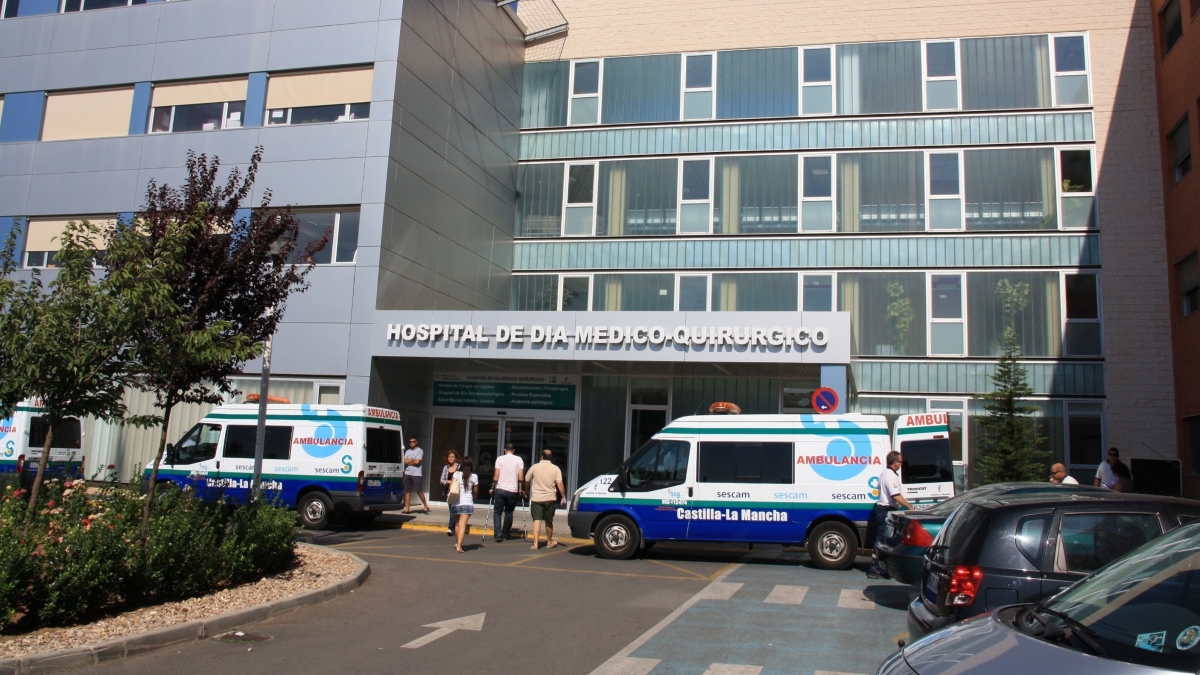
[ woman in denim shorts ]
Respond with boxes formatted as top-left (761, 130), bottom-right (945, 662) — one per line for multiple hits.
top-left (450, 457), bottom-right (479, 553)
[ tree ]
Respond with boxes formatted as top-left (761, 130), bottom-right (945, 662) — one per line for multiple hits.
top-left (116, 148), bottom-right (325, 526)
top-left (0, 219), bottom-right (182, 521)
top-left (974, 328), bottom-right (1047, 484)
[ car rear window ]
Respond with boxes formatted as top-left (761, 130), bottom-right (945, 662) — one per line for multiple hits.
top-left (899, 438), bottom-right (953, 484)
top-left (929, 503), bottom-right (990, 565)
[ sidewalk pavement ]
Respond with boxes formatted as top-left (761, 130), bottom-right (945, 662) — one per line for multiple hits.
top-left (374, 499), bottom-right (585, 543)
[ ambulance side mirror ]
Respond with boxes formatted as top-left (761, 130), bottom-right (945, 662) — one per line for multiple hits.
top-left (612, 465), bottom-right (629, 492)
top-left (165, 444), bottom-right (177, 465)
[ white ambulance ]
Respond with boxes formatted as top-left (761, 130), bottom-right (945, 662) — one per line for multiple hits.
top-left (146, 404), bottom-right (406, 529)
top-left (0, 401), bottom-right (85, 480)
top-left (568, 413), bottom-right (953, 569)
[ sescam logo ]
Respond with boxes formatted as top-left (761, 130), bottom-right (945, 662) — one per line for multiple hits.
top-left (341, 454), bottom-right (353, 474)
top-left (0, 418), bottom-right (14, 458)
top-left (295, 405), bottom-right (352, 458)
top-left (868, 475), bottom-right (881, 499)
top-left (797, 420), bottom-right (878, 482)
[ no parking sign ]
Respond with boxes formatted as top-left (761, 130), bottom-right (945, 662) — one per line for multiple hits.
top-left (810, 387), bottom-right (840, 413)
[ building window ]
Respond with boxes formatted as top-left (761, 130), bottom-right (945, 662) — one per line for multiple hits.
top-left (930, 274), bottom-right (965, 356)
top-left (561, 276), bottom-right (590, 311)
top-left (1059, 148), bottom-right (1096, 228)
top-left (924, 41), bottom-right (959, 111)
top-left (801, 155), bottom-right (834, 231)
top-left (679, 158), bottom-right (712, 234)
top-left (801, 47), bottom-right (834, 115)
top-left (23, 216), bottom-right (116, 268)
top-left (569, 60), bottom-right (601, 125)
top-left (1051, 34), bottom-right (1090, 105)
top-left (596, 159), bottom-right (677, 236)
top-left (592, 274), bottom-right (675, 311)
top-left (601, 54), bottom-right (680, 125)
top-left (41, 88), bottom-right (134, 141)
top-left (1066, 401), bottom-right (1104, 468)
top-left (928, 152), bottom-right (963, 230)
top-left (716, 47), bottom-right (799, 120)
top-left (230, 378), bottom-right (343, 405)
top-left (517, 163), bottom-right (564, 237)
top-left (521, 61), bottom-right (569, 129)
top-left (838, 272), bottom-right (927, 356)
top-left (1179, 252), bottom-right (1199, 318)
top-left (150, 78), bottom-right (247, 133)
top-left (966, 271), bottom-right (1062, 357)
top-left (289, 210), bottom-right (359, 264)
top-left (714, 155), bottom-right (797, 234)
top-left (1161, 0), bottom-right (1184, 56)
top-left (711, 273), bottom-right (798, 311)
top-left (1188, 416), bottom-right (1200, 475)
top-left (682, 53), bottom-right (714, 121)
top-left (1169, 116), bottom-right (1192, 182)
top-left (961, 35), bottom-right (1052, 110)
top-left (678, 275), bottom-right (709, 311)
top-left (1064, 273), bottom-right (1102, 356)
top-left (563, 163), bottom-right (597, 236)
top-left (836, 41), bottom-right (922, 115)
top-left (63, 0), bottom-right (147, 10)
top-left (838, 152), bottom-right (925, 232)
top-left (964, 148), bottom-right (1057, 230)
top-left (265, 67), bottom-right (373, 126)
top-left (511, 275), bottom-right (559, 311)
top-left (802, 275), bottom-right (833, 311)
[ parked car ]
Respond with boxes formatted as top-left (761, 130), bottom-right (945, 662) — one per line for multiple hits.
top-left (878, 520), bottom-right (1200, 675)
top-left (877, 482), bottom-right (1104, 584)
top-left (907, 491), bottom-right (1200, 639)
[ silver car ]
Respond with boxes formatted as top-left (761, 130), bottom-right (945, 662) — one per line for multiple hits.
top-left (879, 520), bottom-right (1200, 675)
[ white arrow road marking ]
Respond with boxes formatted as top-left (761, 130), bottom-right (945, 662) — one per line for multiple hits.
top-left (764, 585), bottom-right (809, 605)
top-left (401, 612), bottom-right (486, 649)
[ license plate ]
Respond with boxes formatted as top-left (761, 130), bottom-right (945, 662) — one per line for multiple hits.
top-left (367, 479), bottom-right (382, 487)
top-left (923, 571), bottom-right (940, 604)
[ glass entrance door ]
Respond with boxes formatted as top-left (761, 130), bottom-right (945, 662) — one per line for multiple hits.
top-left (431, 417), bottom-right (468, 500)
top-left (502, 420), bottom-right (535, 478)
top-left (536, 422), bottom-right (572, 495)
top-left (468, 419), bottom-right (501, 497)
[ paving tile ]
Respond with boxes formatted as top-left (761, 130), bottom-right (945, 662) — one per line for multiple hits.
top-left (701, 665), bottom-right (763, 675)
top-left (763, 585), bottom-right (809, 605)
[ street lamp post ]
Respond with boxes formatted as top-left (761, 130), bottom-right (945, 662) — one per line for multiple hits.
top-left (252, 330), bottom-right (273, 493)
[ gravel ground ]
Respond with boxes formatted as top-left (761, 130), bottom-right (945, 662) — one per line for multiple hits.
top-left (0, 546), bottom-right (358, 660)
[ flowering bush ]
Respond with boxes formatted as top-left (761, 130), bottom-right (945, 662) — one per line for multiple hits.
top-left (0, 477), bottom-right (295, 631)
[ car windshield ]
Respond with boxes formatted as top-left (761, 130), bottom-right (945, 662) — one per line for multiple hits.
top-left (1041, 522), bottom-right (1200, 671)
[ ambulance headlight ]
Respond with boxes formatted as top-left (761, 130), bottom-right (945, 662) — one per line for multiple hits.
top-left (571, 486), bottom-right (584, 511)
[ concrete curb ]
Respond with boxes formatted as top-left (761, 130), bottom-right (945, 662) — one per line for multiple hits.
top-left (0, 544), bottom-right (369, 675)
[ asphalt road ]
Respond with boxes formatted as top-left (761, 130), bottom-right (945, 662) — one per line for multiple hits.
top-left (89, 519), bottom-right (913, 675)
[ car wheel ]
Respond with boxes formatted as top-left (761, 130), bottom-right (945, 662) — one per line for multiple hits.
top-left (298, 492), bottom-right (334, 530)
top-left (809, 521), bottom-right (858, 570)
top-left (594, 514), bottom-right (640, 560)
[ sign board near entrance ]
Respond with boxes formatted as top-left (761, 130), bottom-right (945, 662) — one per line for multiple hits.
top-left (432, 374), bottom-right (576, 410)
top-left (372, 311), bottom-right (851, 364)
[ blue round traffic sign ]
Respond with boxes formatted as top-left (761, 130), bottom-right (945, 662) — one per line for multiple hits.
top-left (811, 387), bottom-right (839, 413)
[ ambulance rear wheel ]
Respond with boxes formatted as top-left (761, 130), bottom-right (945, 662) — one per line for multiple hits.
top-left (594, 515), bottom-right (640, 560)
top-left (808, 521), bottom-right (857, 570)
top-left (298, 492), bottom-right (333, 530)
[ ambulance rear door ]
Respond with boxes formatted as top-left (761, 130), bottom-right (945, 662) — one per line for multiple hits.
top-left (893, 413), bottom-right (955, 508)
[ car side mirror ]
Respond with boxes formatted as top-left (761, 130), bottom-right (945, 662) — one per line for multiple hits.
top-left (165, 444), bottom-right (177, 465)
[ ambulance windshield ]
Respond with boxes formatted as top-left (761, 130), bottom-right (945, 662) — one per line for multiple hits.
top-left (899, 438), bottom-right (953, 484)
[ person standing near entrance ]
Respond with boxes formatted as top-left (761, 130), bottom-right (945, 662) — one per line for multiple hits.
top-left (451, 457), bottom-right (479, 554)
top-left (491, 442), bottom-right (524, 541)
top-left (1049, 463), bottom-right (1078, 484)
top-left (440, 450), bottom-right (461, 535)
top-left (525, 448), bottom-right (565, 550)
top-left (1094, 447), bottom-right (1133, 490)
top-left (402, 437), bottom-right (430, 514)
top-left (867, 451), bottom-right (913, 579)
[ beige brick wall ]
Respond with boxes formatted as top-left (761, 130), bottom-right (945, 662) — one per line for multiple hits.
top-left (527, 0), bottom-right (1177, 461)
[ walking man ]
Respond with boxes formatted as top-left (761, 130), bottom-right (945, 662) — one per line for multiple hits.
top-left (402, 437), bottom-right (430, 514)
top-left (867, 451), bottom-right (912, 579)
top-left (1050, 463), bottom-right (1078, 484)
top-left (490, 442), bottom-right (525, 541)
top-left (1094, 447), bottom-right (1130, 490)
top-left (525, 448), bottom-right (565, 550)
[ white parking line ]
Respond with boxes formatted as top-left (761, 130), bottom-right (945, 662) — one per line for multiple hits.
top-left (588, 562), bottom-right (746, 675)
top-left (764, 585), bottom-right (809, 605)
top-left (815, 670), bottom-right (867, 675)
top-left (703, 665), bottom-right (763, 675)
top-left (837, 589), bottom-right (876, 610)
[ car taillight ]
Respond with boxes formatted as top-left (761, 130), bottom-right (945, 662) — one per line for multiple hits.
top-left (16, 454), bottom-right (25, 473)
top-left (901, 520), bottom-right (934, 547)
top-left (357, 470), bottom-right (365, 494)
top-left (947, 565), bottom-right (983, 606)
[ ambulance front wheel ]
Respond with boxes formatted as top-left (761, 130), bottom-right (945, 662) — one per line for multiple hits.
top-left (594, 514), bottom-right (641, 559)
top-left (808, 521), bottom-right (857, 570)
top-left (298, 492), bottom-right (333, 530)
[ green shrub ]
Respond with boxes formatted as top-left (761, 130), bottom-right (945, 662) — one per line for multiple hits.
top-left (0, 479), bottom-right (297, 632)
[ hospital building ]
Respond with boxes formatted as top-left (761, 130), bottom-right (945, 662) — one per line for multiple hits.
top-left (0, 0), bottom-right (1184, 496)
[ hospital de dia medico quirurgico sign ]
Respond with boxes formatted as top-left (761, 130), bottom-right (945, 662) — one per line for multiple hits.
top-left (371, 311), bottom-right (851, 364)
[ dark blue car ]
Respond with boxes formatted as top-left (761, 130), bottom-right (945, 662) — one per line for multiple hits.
top-left (908, 491), bottom-right (1200, 638)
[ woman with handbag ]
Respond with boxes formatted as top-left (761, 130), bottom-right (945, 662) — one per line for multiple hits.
top-left (449, 458), bottom-right (479, 553)
top-left (440, 451), bottom-right (461, 535)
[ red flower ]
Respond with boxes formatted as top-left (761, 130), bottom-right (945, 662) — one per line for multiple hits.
top-left (47, 500), bottom-right (55, 508)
